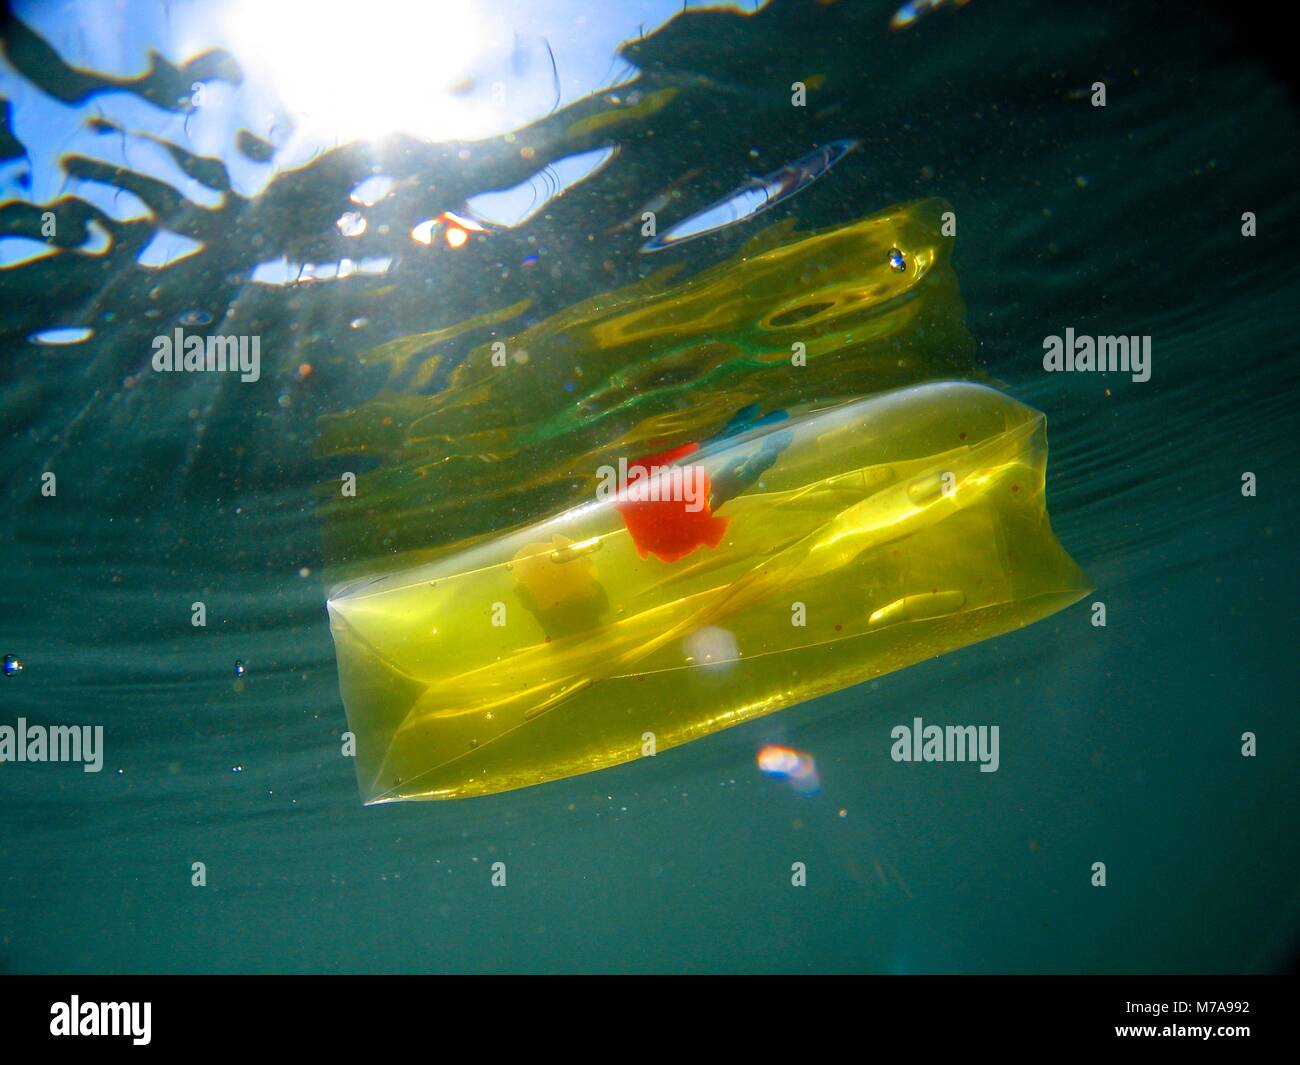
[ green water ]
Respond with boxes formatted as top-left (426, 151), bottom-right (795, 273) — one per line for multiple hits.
top-left (0, 0), bottom-right (1297, 973)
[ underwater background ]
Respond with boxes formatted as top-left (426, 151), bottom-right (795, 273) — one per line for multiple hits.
top-left (0, 0), bottom-right (1297, 973)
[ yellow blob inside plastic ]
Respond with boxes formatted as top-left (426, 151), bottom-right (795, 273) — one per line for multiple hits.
top-left (328, 381), bottom-right (1089, 802)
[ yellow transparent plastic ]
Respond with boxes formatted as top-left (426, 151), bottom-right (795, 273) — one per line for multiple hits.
top-left (315, 198), bottom-right (978, 570)
top-left (327, 381), bottom-right (1089, 802)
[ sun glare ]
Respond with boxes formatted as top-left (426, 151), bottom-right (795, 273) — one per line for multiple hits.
top-left (227, 0), bottom-right (498, 143)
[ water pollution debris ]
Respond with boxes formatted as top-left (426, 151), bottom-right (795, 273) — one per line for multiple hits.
top-left (327, 382), bottom-right (1089, 802)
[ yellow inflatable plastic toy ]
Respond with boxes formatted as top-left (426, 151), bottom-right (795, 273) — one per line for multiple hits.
top-left (327, 381), bottom-right (1089, 802)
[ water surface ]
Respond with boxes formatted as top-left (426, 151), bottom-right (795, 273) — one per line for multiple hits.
top-left (0, 0), bottom-right (1297, 973)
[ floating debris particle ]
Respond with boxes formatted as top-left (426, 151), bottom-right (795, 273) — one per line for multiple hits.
top-left (757, 744), bottom-right (820, 794)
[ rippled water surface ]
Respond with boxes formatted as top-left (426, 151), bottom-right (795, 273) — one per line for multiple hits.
top-left (1, 0), bottom-right (1297, 973)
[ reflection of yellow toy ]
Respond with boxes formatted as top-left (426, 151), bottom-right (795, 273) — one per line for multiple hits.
top-left (327, 382), bottom-right (1089, 803)
top-left (315, 198), bottom-right (977, 567)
